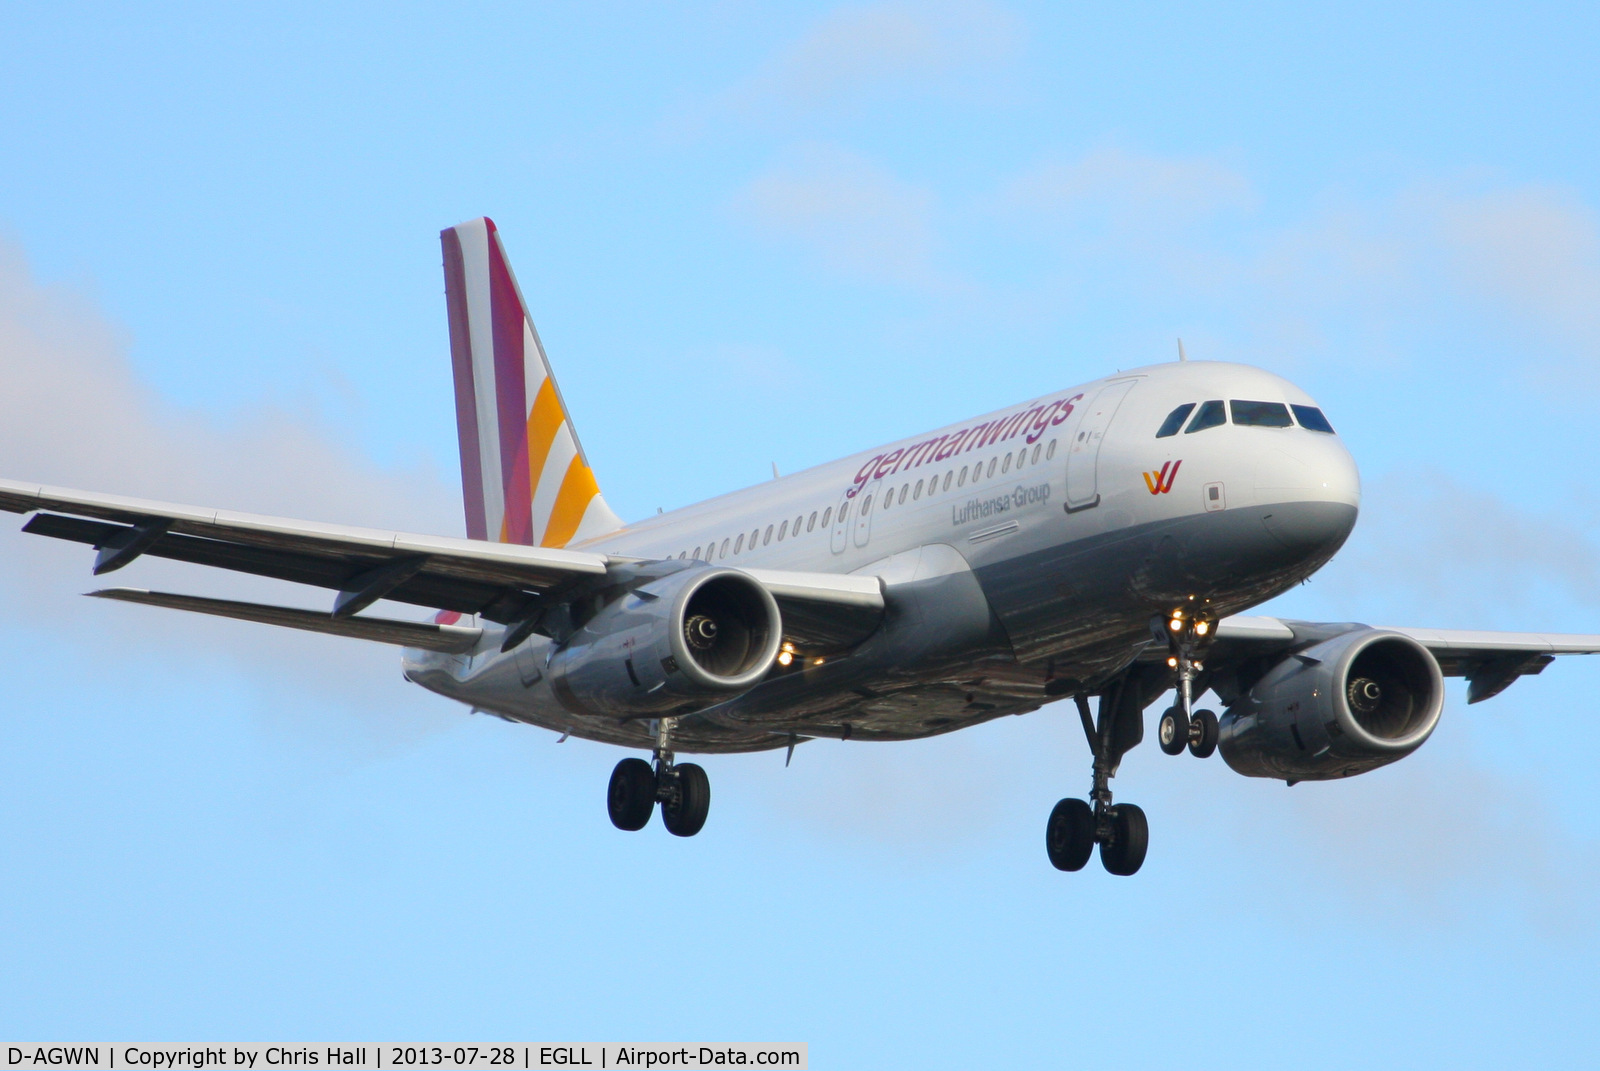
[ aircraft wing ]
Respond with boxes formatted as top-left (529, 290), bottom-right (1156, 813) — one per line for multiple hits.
top-left (0, 479), bottom-right (885, 647)
top-left (1212, 615), bottom-right (1600, 703)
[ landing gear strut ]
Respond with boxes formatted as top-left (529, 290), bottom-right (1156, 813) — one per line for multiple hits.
top-left (1045, 685), bottom-right (1149, 876)
top-left (1155, 609), bottom-right (1219, 759)
top-left (606, 716), bottom-right (711, 837)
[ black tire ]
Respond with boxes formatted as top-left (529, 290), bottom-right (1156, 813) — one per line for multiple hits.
top-left (1158, 706), bottom-right (1189, 755)
top-left (1100, 803), bottom-right (1149, 876)
top-left (661, 762), bottom-right (711, 837)
top-left (1188, 709), bottom-right (1219, 759)
top-left (1045, 797), bottom-right (1095, 871)
top-left (607, 757), bottom-right (657, 831)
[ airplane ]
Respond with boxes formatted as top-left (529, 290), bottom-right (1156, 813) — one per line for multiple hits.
top-left (5, 216), bottom-right (1598, 876)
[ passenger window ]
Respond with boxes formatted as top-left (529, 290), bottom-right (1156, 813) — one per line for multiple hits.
top-left (808, 511), bottom-right (818, 531)
top-left (764, 525), bottom-right (773, 545)
top-left (958, 466), bottom-right (968, 487)
top-left (899, 484), bottom-right (908, 504)
top-left (883, 489), bottom-right (893, 510)
top-left (943, 471), bottom-right (953, 491)
top-left (1002, 454), bottom-right (1012, 473)
top-left (794, 514), bottom-right (803, 533)
top-left (693, 546), bottom-right (702, 559)
top-left (830, 505), bottom-right (840, 525)
top-left (720, 538), bottom-right (730, 557)
top-left (678, 551), bottom-right (686, 559)
top-left (1231, 400), bottom-right (1293, 427)
top-left (778, 520), bottom-right (787, 540)
top-left (735, 533), bottom-right (744, 553)
top-left (1185, 400), bottom-right (1227, 434)
top-left (1291, 404), bottom-right (1336, 433)
top-left (1047, 439), bottom-right (1057, 459)
top-left (987, 458), bottom-right (997, 478)
top-left (862, 495), bottom-right (873, 514)
top-left (750, 528), bottom-right (759, 547)
top-left (1031, 444), bottom-right (1041, 464)
top-left (1157, 403), bottom-right (1196, 438)
top-left (913, 479), bottom-right (923, 500)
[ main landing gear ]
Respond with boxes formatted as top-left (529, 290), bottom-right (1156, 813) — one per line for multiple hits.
top-left (1045, 610), bottom-right (1222, 875)
top-left (606, 716), bottom-right (711, 837)
top-left (1045, 686), bottom-right (1150, 876)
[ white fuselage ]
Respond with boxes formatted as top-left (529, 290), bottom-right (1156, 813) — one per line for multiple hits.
top-left (404, 360), bottom-right (1360, 752)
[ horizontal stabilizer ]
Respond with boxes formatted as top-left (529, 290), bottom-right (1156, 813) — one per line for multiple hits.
top-left (89, 588), bottom-right (484, 654)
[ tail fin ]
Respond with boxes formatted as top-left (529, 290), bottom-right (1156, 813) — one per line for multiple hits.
top-left (441, 218), bottom-right (623, 547)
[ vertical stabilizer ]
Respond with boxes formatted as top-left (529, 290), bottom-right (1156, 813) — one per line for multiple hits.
top-left (441, 218), bottom-right (624, 547)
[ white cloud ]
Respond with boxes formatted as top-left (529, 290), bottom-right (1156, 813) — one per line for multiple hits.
top-left (734, 142), bottom-right (962, 290)
top-left (0, 237), bottom-right (463, 746)
top-left (1000, 147), bottom-right (1256, 234)
top-left (1434, 185), bottom-right (1600, 358)
top-left (663, 0), bottom-right (1023, 137)
top-left (755, 0), bottom-right (1020, 110)
top-left (1303, 470), bottom-right (1600, 626)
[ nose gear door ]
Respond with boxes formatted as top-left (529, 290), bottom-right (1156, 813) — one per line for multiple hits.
top-left (1065, 379), bottom-right (1137, 513)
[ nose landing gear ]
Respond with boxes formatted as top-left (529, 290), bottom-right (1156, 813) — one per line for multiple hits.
top-left (1155, 610), bottom-right (1218, 758)
top-left (605, 716), bottom-right (711, 837)
top-left (1158, 706), bottom-right (1218, 757)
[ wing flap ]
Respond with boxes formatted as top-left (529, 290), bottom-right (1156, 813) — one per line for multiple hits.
top-left (0, 479), bottom-right (609, 583)
top-left (6, 480), bottom-right (895, 652)
top-left (1207, 615), bottom-right (1600, 703)
top-left (4, 478), bottom-right (613, 623)
top-left (89, 588), bottom-right (484, 654)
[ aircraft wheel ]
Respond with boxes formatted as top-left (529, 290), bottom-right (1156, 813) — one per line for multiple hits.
top-left (1188, 709), bottom-right (1219, 758)
top-left (607, 757), bottom-right (657, 831)
top-left (661, 762), bottom-right (710, 837)
top-left (1157, 706), bottom-right (1189, 756)
top-left (1100, 803), bottom-right (1149, 876)
top-left (1045, 797), bottom-right (1095, 871)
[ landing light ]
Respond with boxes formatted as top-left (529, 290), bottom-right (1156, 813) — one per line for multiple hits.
top-left (777, 650), bottom-right (794, 667)
top-left (1168, 616), bottom-right (1184, 632)
top-left (1167, 656), bottom-right (1179, 668)
top-left (1195, 620), bottom-right (1210, 637)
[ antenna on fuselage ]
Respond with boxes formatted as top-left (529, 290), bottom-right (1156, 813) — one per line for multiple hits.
top-left (1177, 338), bottom-right (1188, 361)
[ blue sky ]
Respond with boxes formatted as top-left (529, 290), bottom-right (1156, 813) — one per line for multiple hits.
top-left (2, 2), bottom-right (1599, 1065)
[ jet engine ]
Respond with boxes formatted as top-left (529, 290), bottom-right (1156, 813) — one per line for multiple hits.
top-left (1218, 628), bottom-right (1444, 782)
top-left (548, 565), bottom-right (782, 717)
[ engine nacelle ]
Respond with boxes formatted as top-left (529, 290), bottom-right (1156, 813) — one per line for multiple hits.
top-left (1218, 628), bottom-right (1444, 782)
top-left (548, 565), bottom-right (782, 717)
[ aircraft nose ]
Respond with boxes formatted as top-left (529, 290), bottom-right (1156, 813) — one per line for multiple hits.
top-left (1254, 437), bottom-right (1360, 554)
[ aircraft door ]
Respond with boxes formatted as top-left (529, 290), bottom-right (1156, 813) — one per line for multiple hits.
top-left (852, 480), bottom-right (880, 549)
top-left (830, 488), bottom-right (853, 554)
top-left (1065, 379), bottom-right (1137, 512)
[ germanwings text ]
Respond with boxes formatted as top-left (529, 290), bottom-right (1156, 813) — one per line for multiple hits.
top-left (846, 393), bottom-right (1083, 498)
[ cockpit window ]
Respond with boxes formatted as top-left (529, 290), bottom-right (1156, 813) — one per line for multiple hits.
top-left (1231, 400), bottom-right (1293, 427)
top-left (1184, 399), bottom-right (1227, 434)
top-left (1156, 403), bottom-right (1195, 438)
top-left (1291, 404), bottom-right (1335, 433)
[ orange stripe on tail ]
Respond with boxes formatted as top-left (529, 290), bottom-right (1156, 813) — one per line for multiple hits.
top-left (541, 457), bottom-right (602, 548)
